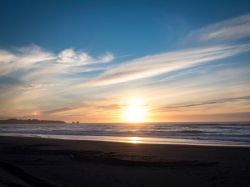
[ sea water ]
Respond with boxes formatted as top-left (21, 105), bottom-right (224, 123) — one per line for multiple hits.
top-left (0, 122), bottom-right (250, 146)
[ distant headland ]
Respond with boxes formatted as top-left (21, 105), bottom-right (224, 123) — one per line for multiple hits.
top-left (0, 119), bottom-right (66, 124)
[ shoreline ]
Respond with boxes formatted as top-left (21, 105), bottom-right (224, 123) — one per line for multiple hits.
top-left (0, 134), bottom-right (249, 148)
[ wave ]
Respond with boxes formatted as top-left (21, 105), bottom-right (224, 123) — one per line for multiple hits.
top-left (0, 122), bottom-right (249, 146)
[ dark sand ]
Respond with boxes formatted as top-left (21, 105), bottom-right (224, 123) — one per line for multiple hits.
top-left (0, 136), bottom-right (250, 187)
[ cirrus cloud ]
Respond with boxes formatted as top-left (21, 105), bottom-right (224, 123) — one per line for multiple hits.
top-left (186, 13), bottom-right (250, 43)
top-left (82, 43), bottom-right (250, 87)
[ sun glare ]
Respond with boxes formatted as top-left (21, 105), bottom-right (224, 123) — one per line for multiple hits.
top-left (123, 98), bottom-right (147, 123)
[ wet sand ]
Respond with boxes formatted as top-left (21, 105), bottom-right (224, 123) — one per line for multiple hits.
top-left (0, 136), bottom-right (250, 186)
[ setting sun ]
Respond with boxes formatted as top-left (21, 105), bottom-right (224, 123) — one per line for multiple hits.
top-left (123, 98), bottom-right (147, 123)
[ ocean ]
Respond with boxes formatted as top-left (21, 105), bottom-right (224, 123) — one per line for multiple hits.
top-left (0, 122), bottom-right (250, 146)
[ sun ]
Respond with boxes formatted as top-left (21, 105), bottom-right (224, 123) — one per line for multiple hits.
top-left (123, 98), bottom-right (147, 123)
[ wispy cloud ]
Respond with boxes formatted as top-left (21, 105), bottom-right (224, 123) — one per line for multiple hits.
top-left (157, 95), bottom-right (250, 111)
top-left (0, 45), bottom-right (115, 115)
top-left (0, 45), bottom-right (114, 76)
top-left (0, 45), bottom-right (55, 76)
top-left (84, 43), bottom-right (250, 86)
top-left (43, 103), bottom-right (121, 117)
top-left (186, 13), bottom-right (250, 42)
top-left (58, 49), bottom-right (114, 65)
top-left (43, 106), bottom-right (85, 114)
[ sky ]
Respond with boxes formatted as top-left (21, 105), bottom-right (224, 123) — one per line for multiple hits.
top-left (0, 0), bottom-right (250, 122)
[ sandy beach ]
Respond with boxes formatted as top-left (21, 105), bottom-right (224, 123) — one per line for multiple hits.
top-left (0, 136), bottom-right (249, 186)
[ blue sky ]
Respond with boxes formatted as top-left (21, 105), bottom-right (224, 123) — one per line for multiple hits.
top-left (0, 0), bottom-right (250, 122)
top-left (1, 0), bottom-right (250, 56)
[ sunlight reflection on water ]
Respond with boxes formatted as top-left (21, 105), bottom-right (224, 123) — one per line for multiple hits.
top-left (129, 137), bottom-right (141, 144)
top-left (1, 122), bottom-right (250, 146)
